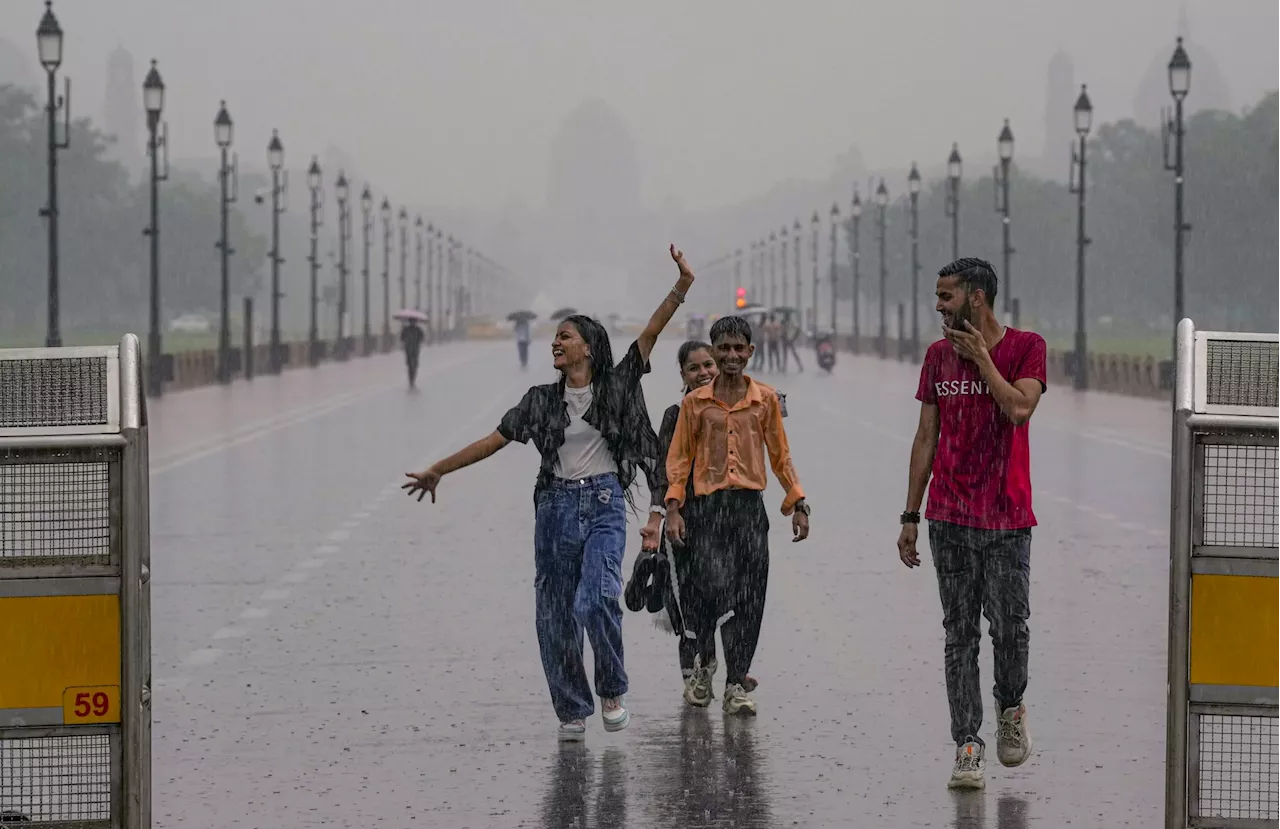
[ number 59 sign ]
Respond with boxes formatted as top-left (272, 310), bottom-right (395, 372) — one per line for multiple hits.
top-left (62, 686), bottom-right (120, 724)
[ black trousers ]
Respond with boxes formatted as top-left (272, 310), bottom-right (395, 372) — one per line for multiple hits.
top-left (681, 489), bottom-right (770, 687)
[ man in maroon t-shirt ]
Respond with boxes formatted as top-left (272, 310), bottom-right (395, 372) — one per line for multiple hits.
top-left (896, 257), bottom-right (1046, 791)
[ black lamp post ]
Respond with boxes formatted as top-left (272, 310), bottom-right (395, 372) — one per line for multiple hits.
top-left (849, 188), bottom-right (862, 353)
top-left (214, 101), bottom-right (237, 383)
top-left (809, 212), bottom-right (819, 335)
top-left (1163, 38), bottom-right (1192, 347)
top-left (875, 180), bottom-right (889, 358)
top-left (1069, 84), bottom-right (1093, 391)
top-left (425, 222), bottom-right (436, 339)
top-left (908, 163), bottom-right (921, 361)
top-left (945, 143), bottom-right (962, 261)
top-left (779, 226), bottom-right (788, 308)
top-left (334, 171), bottom-right (350, 360)
top-left (767, 231), bottom-right (777, 308)
top-left (829, 202), bottom-right (840, 336)
top-left (359, 186), bottom-right (373, 355)
top-left (306, 157), bottom-right (322, 365)
top-left (37, 0), bottom-right (70, 348)
top-left (445, 235), bottom-right (456, 335)
top-left (143, 60), bottom-right (167, 395)
top-left (414, 215), bottom-right (424, 313)
top-left (379, 198), bottom-right (392, 341)
top-left (994, 121), bottom-right (1016, 327)
top-left (434, 228), bottom-right (444, 338)
top-left (398, 208), bottom-right (409, 312)
top-left (791, 220), bottom-right (802, 327)
top-left (267, 130), bottom-right (287, 372)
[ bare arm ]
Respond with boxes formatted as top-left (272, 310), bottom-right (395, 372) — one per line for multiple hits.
top-left (433, 430), bottom-right (509, 476)
top-left (905, 403), bottom-right (940, 513)
top-left (636, 245), bottom-right (696, 363)
top-left (975, 356), bottom-right (1043, 426)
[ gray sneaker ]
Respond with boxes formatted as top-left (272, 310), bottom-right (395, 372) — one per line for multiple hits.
top-left (996, 704), bottom-right (1032, 767)
top-left (557, 720), bottom-right (586, 742)
top-left (601, 697), bottom-right (629, 732)
top-left (722, 683), bottom-right (757, 717)
top-left (683, 666), bottom-right (713, 707)
top-left (948, 741), bottom-right (986, 790)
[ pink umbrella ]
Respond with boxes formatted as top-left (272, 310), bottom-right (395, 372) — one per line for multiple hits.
top-left (394, 309), bottom-right (428, 322)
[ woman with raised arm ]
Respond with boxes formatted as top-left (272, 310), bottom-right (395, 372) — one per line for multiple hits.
top-left (403, 245), bottom-right (696, 742)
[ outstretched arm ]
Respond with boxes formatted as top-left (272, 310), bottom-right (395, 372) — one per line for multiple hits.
top-left (636, 245), bottom-right (697, 363)
top-left (403, 431), bottom-right (509, 502)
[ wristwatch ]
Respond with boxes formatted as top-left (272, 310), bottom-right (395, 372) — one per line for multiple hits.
top-left (900, 511), bottom-right (921, 525)
top-left (793, 501), bottom-right (811, 517)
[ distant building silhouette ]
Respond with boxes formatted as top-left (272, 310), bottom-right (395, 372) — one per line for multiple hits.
top-left (103, 46), bottom-right (141, 176)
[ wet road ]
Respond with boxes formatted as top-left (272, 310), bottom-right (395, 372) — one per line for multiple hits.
top-left (147, 338), bottom-right (1172, 828)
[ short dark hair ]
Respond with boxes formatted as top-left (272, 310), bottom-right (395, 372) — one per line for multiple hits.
top-left (677, 340), bottom-right (711, 365)
top-left (938, 257), bottom-right (999, 304)
top-left (710, 316), bottom-right (752, 345)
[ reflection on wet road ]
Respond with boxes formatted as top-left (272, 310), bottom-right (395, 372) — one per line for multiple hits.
top-left (147, 341), bottom-right (1172, 827)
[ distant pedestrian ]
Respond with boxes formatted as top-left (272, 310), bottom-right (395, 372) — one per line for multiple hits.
top-left (514, 316), bottom-right (532, 369)
top-left (896, 257), bottom-right (1046, 790)
top-left (400, 320), bottom-right (425, 389)
top-left (404, 245), bottom-right (696, 742)
top-left (665, 315), bottom-right (810, 716)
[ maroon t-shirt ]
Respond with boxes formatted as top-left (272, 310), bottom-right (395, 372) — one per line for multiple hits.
top-left (915, 328), bottom-right (1047, 530)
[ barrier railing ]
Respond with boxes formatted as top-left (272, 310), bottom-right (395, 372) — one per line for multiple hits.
top-left (1166, 319), bottom-right (1278, 829)
top-left (0, 336), bottom-right (151, 827)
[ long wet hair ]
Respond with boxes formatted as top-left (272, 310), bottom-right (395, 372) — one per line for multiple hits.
top-left (677, 340), bottom-right (712, 393)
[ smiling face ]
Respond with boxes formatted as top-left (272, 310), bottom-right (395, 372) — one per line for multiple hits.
top-left (936, 275), bottom-right (978, 330)
top-left (552, 321), bottom-right (590, 371)
top-left (712, 333), bottom-right (753, 377)
top-left (680, 348), bottom-right (718, 390)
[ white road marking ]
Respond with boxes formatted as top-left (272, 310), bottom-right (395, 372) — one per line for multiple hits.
top-left (314, 545), bottom-right (340, 556)
top-left (353, 511), bottom-right (371, 520)
top-left (298, 558), bottom-right (326, 569)
top-left (327, 529), bottom-right (351, 542)
top-left (211, 626), bottom-right (246, 640)
top-left (185, 648), bottom-right (223, 666)
top-left (1096, 511), bottom-right (1116, 522)
top-left (281, 572), bottom-right (310, 584)
top-left (260, 588), bottom-right (291, 601)
top-left (1118, 521), bottom-right (1142, 532)
top-left (340, 520), bottom-right (360, 530)
top-left (153, 676), bottom-right (191, 692)
top-left (239, 607), bottom-right (271, 620)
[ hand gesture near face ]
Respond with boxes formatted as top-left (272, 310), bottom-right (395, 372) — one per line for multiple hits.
top-left (942, 320), bottom-right (988, 363)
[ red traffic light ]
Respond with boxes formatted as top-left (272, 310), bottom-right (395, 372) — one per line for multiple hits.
top-left (736, 287), bottom-right (746, 298)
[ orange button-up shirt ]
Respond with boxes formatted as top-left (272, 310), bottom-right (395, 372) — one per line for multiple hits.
top-left (664, 377), bottom-right (805, 515)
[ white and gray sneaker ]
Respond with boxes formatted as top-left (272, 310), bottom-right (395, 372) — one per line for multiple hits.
top-left (684, 666), bottom-right (714, 707)
top-left (722, 683), bottom-right (757, 717)
top-left (557, 720), bottom-right (586, 742)
top-left (601, 697), bottom-right (630, 732)
top-left (996, 704), bottom-right (1032, 767)
top-left (948, 740), bottom-right (986, 790)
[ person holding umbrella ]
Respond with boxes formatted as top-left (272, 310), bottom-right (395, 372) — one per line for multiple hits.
top-left (508, 310), bottom-right (537, 369)
top-left (403, 245), bottom-right (697, 742)
top-left (395, 309), bottom-right (428, 389)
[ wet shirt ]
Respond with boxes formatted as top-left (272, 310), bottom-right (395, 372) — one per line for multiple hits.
top-left (498, 340), bottom-right (657, 494)
top-left (401, 324), bottom-right (424, 353)
top-left (555, 384), bottom-right (618, 480)
top-left (915, 328), bottom-right (1047, 530)
top-left (665, 377), bottom-right (804, 515)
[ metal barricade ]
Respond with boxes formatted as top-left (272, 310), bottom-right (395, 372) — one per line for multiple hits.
top-left (0, 336), bottom-right (151, 827)
top-left (1167, 320), bottom-right (1279, 829)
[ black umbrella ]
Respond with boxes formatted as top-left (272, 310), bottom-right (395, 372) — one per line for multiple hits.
top-left (550, 307), bottom-right (578, 319)
top-left (506, 310), bottom-right (537, 322)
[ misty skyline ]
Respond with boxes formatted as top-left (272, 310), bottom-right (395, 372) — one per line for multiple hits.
top-left (0, 0), bottom-right (1275, 213)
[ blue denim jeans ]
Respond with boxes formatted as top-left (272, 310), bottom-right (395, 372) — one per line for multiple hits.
top-left (928, 520), bottom-right (1032, 746)
top-left (534, 473), bottom-right (628, 722)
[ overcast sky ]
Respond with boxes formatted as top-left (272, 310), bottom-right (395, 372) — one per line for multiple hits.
top-left (2, 0), bottom-right (1275, 211)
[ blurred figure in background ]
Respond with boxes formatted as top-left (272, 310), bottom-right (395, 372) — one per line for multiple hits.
top-left (401, 319), bottom-right (425, 389)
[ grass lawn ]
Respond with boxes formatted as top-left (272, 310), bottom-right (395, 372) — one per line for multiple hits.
top-left (1042, 334), bottom-right (1174, 360)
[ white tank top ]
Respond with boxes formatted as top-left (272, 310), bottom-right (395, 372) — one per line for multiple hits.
top-left (555, 384), bottom-right (618, 480)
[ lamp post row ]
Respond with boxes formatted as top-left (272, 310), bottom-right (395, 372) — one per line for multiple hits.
top-left (717, 38), bottom-right (1190, 383)
top-left (35, 0), bottom-right (508, 394)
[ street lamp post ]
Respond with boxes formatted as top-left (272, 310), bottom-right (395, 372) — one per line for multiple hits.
top-left (829, 203), bottom-right (840, 337)
top-left (399, 208), bottom-right (409, 313)
top-left (334, 171), bottom-right (350, 360)
top-left (945, 143), bottom-right (962, 261)
top-left (792, 220), bottom-right (802, 327)
top-left (360, 186), bottom-right (373, 356)
top-left (380, 198), bottom-right (392, 345)
top-left (849, 189), bottom-right (862, 353)
top-left (37, 0), bottom-right (70, 348)
top-left (425, 223), bottom-right (435, 340)
top-left (1163, 38), bottom-right (1192, 351)
top-left (143, 60), bottom-right (167, 395)
top-left (267, 130), bottom-right (287, 372)
top-left (810, 212), bottom-right (819, 335)
top-left (414, 216), bottom-right (424, 314)
top-left (768, 231), bottom-right (777, 308)
top-left (214, 101), bottom-right (237, 383)
top-left (908, 164), bottom-right (921, 361)
top-left (434, 229), bottom-right (444, 338)
top-left (1070, 85), bottom-right (1093, 391)
top-left (446, 236), bottom-right (456, 335)
top-left (779, 226), bottom-right (788, 308)
top-left (995, 121), bottom-right (1016, 327)
top-left (306, 157), bottom-right (322, 365)
top-left (876, 180), bottom-right (889, 358)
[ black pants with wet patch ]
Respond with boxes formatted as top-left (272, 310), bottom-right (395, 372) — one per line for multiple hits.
top-left (928, 520), bottom-right (1032, 746)
top-left (682, 489), bottom-right (770, 688)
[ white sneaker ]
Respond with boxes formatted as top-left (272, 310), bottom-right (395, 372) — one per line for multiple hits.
top-left (948, 741), bottom-right (986, 790)
top-left (722, 683), bottom-right (757, 717)
top-left (557, 720), bottom-right (586, 742)
top-left (601, 698), bottom-right (629, 732)
top-left (684, 666), bottom-right (713, 707)
top-left (996, 704), bottom-right (1033, 767)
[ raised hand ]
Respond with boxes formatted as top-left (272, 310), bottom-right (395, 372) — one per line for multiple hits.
top-left (670, 244), bottom-right (694, 281)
